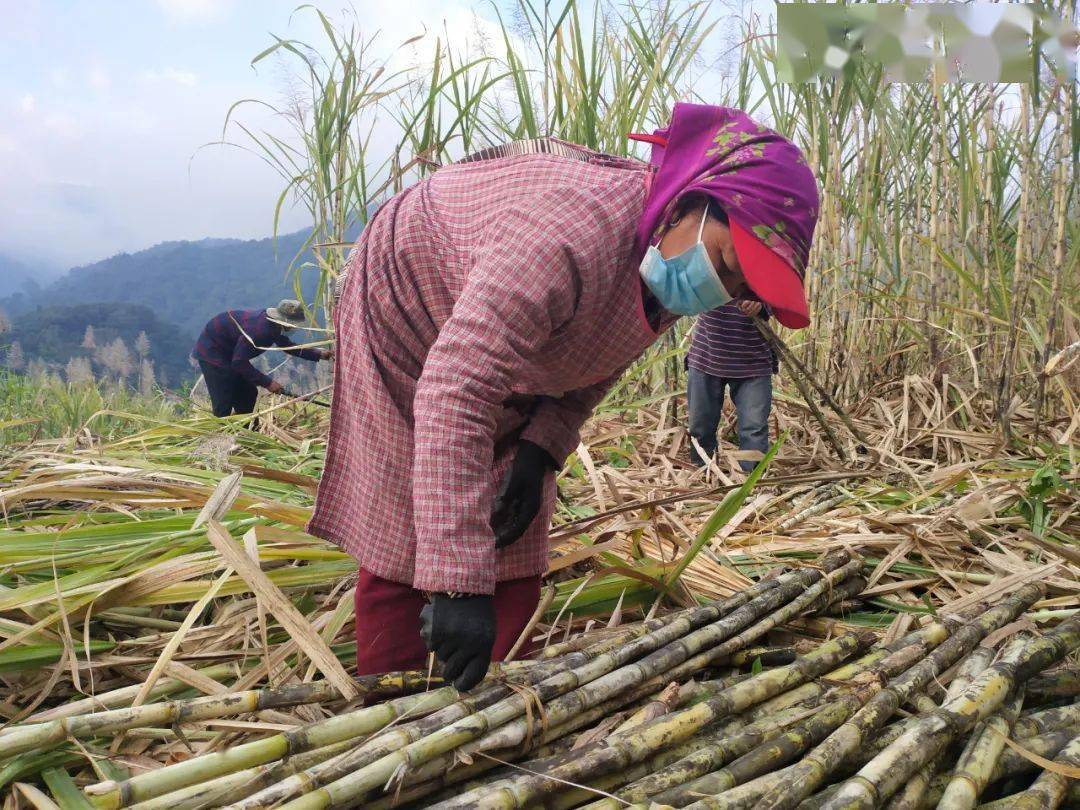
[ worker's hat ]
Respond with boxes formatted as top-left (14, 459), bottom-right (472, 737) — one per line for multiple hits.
top-left (266, 299), bottom-right (306, 328)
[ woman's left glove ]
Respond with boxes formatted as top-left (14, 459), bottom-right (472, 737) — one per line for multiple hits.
top-left (490, 440), bottom-right (557, 548)
top-left (420, 594), bottom-right (495, 691)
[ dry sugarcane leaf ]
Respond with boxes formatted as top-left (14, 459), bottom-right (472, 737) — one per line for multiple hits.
top-left (192, 470), bottom-right (243, 529)
top-left (13, 782), bottom-right (61, 810)
top-left (206, 522), bottom-right (358, 698)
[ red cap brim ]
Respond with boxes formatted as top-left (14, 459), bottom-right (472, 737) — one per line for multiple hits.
top-left (730, 220), bottom-right (810, 330)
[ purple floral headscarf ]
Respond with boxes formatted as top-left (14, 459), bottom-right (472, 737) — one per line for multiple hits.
top-left (633, 103), bottom-right (820, 327)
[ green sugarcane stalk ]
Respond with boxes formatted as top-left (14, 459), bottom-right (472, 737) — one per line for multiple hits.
top-left (882, 645), bottom-right (997, 810)
top-left (812, 577), bottom-right (868, 616)
top-left (727, 646), bottom-right (799, 668)
top-left (581, 624), bottom-right (952, 810)
top-left (976, 785), bottom-right (1080, 810)
top-left (655, 696), bottom-right (866, 806)
top-left (1014, 701), bottom-right (1080, 737)
top-left (81, 686), bottom-right (458, 809)
top-left (397, 710), bottom-right (775, 810)
top-left (747, 611), bottom-right (976, 728)
top-left (16, 663), bottom-right (236, 725)
top-left (126, 738), bottom-right (360, 810)
top-left (802, 728), bottom-right (1080, 810)
top-left (225, 565), bottom-right (838, 810)
top-left (458, 558), bottom-right (862, 759)
top-left (1024, 668), bottom-right (1080, 698)
top-left (537, 577), bottom-right (785, 661)
top-left (972, 729), bottom-right (1080, 810)
top-left (822, 617), bottom-right (1080, 809)
top-left (223, 568), bottom-right (820, 810)
top-left (421, 631), bottom-right (874, 810)
top-left (650, 622), bottom-right (964, 807)
top-left (562, 705), bottom-right (828, 810)
top-left (588, 621), bottom-right (957, 809)
top-left (837, 663), bottom-right (1078, 780)
top-left (0, 680), bottom-right (342, 760)
top-left (280, 628), bottom-right (867, 810)
top-left (223, 669), bottom-right (561, 810)
top-left (318, 678), bottom-right (735, 810)
top-left (551, 621), bottom-right (958, 810)
top-left (937, 687), bottom-right (1026, 809)
top-left (227, 605), bottom-right (722, 810)
top-left (394, 707), bottom-right (779, 810)
top-left (749, 584), bottom-right (1045, 810)
top-left (657, 627), bottom-right (986, 810)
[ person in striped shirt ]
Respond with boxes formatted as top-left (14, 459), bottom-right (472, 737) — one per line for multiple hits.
top-left (686, 292), bottom-right (778, 473)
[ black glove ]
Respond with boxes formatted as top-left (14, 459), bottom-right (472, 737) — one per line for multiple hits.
top-left (419, 594), bottom-right (496, 691)
top-left (491, 440), bottom-right (557, 548)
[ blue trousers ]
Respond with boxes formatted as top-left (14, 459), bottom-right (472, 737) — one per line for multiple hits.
top-left (687, 369), bottom-right (772, 472)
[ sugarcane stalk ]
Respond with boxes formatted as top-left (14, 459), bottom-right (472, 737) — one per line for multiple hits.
top-left (822, 617), bottom-right (1080, 809)
top-left (0, 680), bottom-right (343, 760)
top-left (882, 646), bottom-right (997, 810)
top-left (126, 738), bottom-right (360, 810)
top-left (767, 328), bottom-right (849, 461)
top-left (422, 631), bottom-right (874, 810)
top-left (400, 706), bottom-right (775, 810)
top-left (749, 615), bottom-right (970, 727)
top-left (880, 761), bottom-right (936, 810)
top-left (284, 628), bottom-right (866, 810)
top-left (748, 584), bottom-right (1045, 810)
top-left (537, 576), bottom-right (784, 661)
top-left (838, 679), bottom-right (1069, 779)
top-left (222, 566), bottom-right (826, 810)
top-left (81, 686), bottom-right (458, 809)
top-left (972, 729), bottom-right (1080, 809)
top-left (230, 584), bottom-right (760, 810)
top-left (18, 663), bottom-right (236, 725)
top-left (810, 727), bottom-right (1080, 810)
top-left (1024, 668), bottom-right (1080, 698)
top-left (813, 577), bottom-right (867, 616)
top-left (647, 623), bottom-right (969, 810)
top-left (936, 687), bottom-right (1026, 809)
top-left (726, 646), bottom-right (800, 669)
top-left (655, 696), bottom-right (866, 807)
top-left (570, 704), bottom-right (828, 810)
top-left (1013, 701), bottom-right (1080, 738)
top-left (596, 620), bottom-right (958, 809)
top-left (651, 623), bottom-right (963, 807)
top-left (611, 682), bottom-right (684, 734)
top-left (457, 558), bottom-right (861, 759)
top-left (223, 669), bottom-right (561, 810)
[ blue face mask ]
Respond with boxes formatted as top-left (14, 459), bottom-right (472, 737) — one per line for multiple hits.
top-left (639, 210), bottom-right (732, 316)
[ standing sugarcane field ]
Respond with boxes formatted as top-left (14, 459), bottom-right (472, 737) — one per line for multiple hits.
top-left (0, 2), bottom-right (1078, 808)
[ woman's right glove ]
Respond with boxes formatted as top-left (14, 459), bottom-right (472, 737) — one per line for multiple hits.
top-left (419, 593), bottom-right (496, 691)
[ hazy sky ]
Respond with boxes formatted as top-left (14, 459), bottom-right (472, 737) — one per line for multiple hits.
top-left (0, 0), bottom-right (517, 272)
top-left (0, 0), bottom-right (755, 275)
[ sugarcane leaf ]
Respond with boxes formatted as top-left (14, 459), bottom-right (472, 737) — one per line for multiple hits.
top-left (662, 434), bottom-right (784, 591)
top-left (40, 769), bottom-right (92, 810)
top-left (751, 656), bottom-right (763, 675)
top-left (920, 593), bottom-right (938, 617)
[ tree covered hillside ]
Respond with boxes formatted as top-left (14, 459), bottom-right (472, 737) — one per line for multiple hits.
top-left (2, 303), bottom-right (195, 388)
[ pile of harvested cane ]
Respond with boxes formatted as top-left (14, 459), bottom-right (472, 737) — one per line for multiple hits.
top-left (4, 550), bottom-right (1076, 809)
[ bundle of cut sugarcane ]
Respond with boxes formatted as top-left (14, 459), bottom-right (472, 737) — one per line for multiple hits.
top-left (8, 551), bottom-right (1076, 810)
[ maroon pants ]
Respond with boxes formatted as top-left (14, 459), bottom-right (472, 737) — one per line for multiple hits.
top-left (353, 568), bottom-right (542, 675)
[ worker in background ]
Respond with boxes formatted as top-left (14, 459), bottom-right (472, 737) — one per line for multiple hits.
top-left (309, 104), bottom-right (819, 691)
top-left (686, 294), bottom-right (778, 473)
top-left (192, 299), bottom-right (332, 417)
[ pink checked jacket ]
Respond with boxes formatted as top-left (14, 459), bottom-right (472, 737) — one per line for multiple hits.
top-left (308, 147), bottom-right (669, 594)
